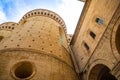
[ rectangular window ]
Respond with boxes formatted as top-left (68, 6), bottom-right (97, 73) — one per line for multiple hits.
top-left (60, 36), bottom-right (62, 44)
top-left (89, 31), bottom-right (96, 39)
top-left (96, 18), bottom-right (103, 25)
top-left (84, 42), bottom-right (89, 50)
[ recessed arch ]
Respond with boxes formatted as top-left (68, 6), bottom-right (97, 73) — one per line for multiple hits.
top-left (111, 18), bottom-right (120, 60)
top-left (86, 59), bottom-right (114, 80)
top-left (88, 64), bottom-right (117, 80)
top-left (115, 24), bottom-right (120, 54)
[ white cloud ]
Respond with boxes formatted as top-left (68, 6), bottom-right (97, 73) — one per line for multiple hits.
top-left (0, 0), bottom-right (31, 23)
top-left (0, 0), bottom-right (84, 34)
top-left (0, 7), bottom-right (7, 23)
top-left (7, 0), bottom-right (31, 22)
top-left (56, 0), bottom-right (84, 34)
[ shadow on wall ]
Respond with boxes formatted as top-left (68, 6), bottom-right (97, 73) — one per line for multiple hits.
top-left (0, 36), bottom-right (4, 42)
top-left (115, 25), bottom-right (120, 54)
top-left (88, 64), bottom-right (117, 80)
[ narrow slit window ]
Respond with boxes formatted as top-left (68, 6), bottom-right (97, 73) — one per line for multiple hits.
top-left (59, 27), bottom-right (63, 44)
top-left (96, 18), bottom-right (103, 25)
top-left (90, 31), bottom-right (96, 39)
top-left (84, 42), bottom-right (89, 50)
top-left (60, 35), bottom-right (62, 44)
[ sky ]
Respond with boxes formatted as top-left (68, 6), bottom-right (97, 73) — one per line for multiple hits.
top-left (0, 0), bottom-right (84, 34)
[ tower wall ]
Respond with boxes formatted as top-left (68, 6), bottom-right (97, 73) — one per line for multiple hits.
top-left (71, 0), bottom-right (120, 80)
top-left (0, 9), bottom-right (78, 80)
top-left (71, 0), bottom-right (119, 71)
top-left (0, 22), bottom-right (18, 42)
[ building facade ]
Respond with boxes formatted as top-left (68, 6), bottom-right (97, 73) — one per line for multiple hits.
top-left (0, 0), bottom-right (120, 80)
top-left (71, 0), bottom-right (120, 80)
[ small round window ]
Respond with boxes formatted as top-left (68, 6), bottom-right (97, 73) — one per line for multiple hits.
top-left (11, 61), bottom-right (36, 79)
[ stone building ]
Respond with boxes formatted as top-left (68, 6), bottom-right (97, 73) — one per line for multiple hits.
top-left (0, 9), bottom-right (78, 80)
top-left (0, 0), bottom-right (120, 80)
top-left (70, 0), bottom-right (120, 80)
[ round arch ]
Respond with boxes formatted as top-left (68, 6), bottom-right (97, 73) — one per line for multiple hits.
top-left (111, 18), bottom-right (120, 60)
top-left (115, 25), bottom-right (120, 53)
top-left (87, 59), bottom-right (117, 80)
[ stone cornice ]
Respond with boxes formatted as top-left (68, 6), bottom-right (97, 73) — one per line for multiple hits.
top-left (19, 9), bottom-right (67, 33)
top-left (0, 22), bottom-right (18, 31)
